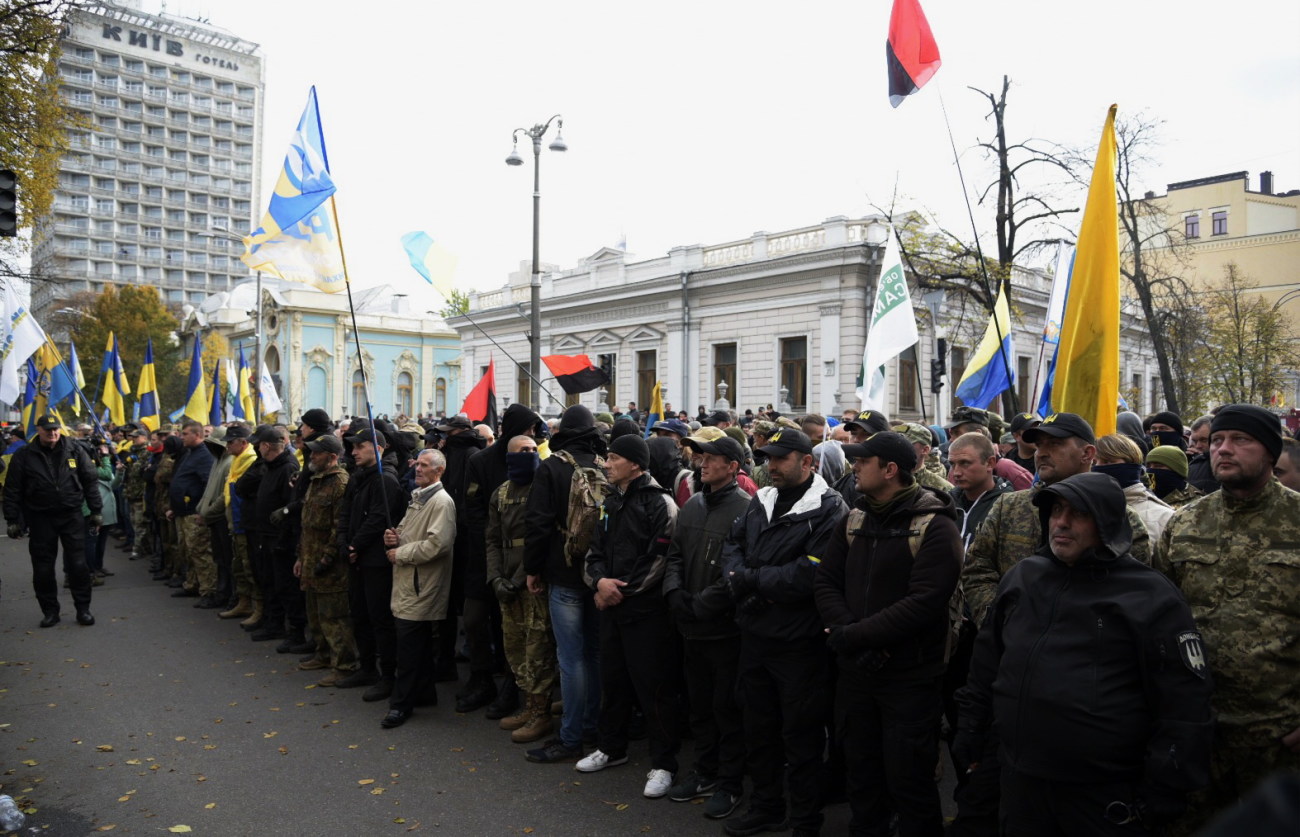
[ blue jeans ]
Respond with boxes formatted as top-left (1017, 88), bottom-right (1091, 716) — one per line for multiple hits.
top-left (548, 583), bottom-right (601, 750)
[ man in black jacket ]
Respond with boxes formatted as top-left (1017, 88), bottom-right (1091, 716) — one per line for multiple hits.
top-left (463, 403), bottom-right (540, 718)
top-left (236, 425), bottom-right (300, 642)
top-left (662, 435), bottom-right (751, 820)
top-left (955, 472), bottom-right (1213, 835)
top-left (522, 405), bottom-right (605, 765)
top-left (4, 415), bottom-right (101, 627)
top-left (434, 415), bottom-right (489, 707)
top-left (720, 428), bottom-right (848, 837)
top-left (337, 428), bottom-right (409, 701)
top-left (576, 433), bottom-right (680, 800)
top-left (815, 431), bottom-right (962, 837)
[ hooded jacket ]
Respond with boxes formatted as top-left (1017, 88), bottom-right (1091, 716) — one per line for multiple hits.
top-left (957, 472), bottom-right (1213, 797)
top-left (721, 473), bottom-right (848, 641)
top-left (524, 405), bottom-right (606, 590)
top-left (585, 472), bottom-right (677, 622)
top-left (815, 485), bottom-right (962, 677)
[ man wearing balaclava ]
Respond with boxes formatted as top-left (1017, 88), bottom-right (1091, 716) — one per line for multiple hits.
top-left (486, 434), bottom-right (556, 746)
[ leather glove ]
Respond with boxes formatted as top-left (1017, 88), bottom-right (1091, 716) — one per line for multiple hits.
top-left (269, 507), bottom-right (289, 525)
top-left (666, 589), bottom-right (695, 621)
top-left (6, 523), bottom-right (22, 539)
top-left (736, 592), bottom-right (769, 616)
top-left (727, 568), bottom-right (758, 601)
top-left (312, 556), bottom-right (334, 577)
top-left (1134, 788), bottom-right (1187, 828)
top-left (825, 625), bottom-right (854, 656)
top-left (950, 728), bottom-right (986, 774)
top-left (88, 513), bottom-right (103, 528)
top-left (492, 577), bottom-right (519, 604)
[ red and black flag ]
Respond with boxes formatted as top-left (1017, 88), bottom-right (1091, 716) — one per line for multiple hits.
top-left (886, 0), bottom-right (941, 108)
top-left (461, 358), bottom-right (498, 428)
top-left (542, 353), bottom-right (610, 395)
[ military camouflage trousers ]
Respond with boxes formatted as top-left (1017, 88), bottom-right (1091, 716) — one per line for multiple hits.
top-left (230, 533), bottom-right (256, 601)
top-left (500, 590), bottom-right (558, 696)
top-left (178, 515), bottom-right (216, 595)
top-left (305, 589), bottom-right (359, 674)
top-left (130, 501), bottom-right (150, 558)
top-left (160, 515), bottom-right (179, 576)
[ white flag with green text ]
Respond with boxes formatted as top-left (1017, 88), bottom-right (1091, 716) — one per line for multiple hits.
top-left (856, 229), bottom-right (918, 410)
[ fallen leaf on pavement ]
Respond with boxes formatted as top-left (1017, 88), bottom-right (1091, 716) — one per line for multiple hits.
top-left (125, 759), bottom-right (141, 765)
top-left (96, 825), bottom-right (116, 831)
top-left (263, 731), bottom-right (277, 738)
top-left (370, 788), bottom-right (384, 795)
top-left (358, 779), bottom-right (375, 785)
top-left (21, 759), bottom-right (37, 766)
top-left (174, 736), bottom-right (186, 742)
top-left (96, 745), bottom-right (114, 752)
top-left (167, 827), bottom-right (192, 833)
top-left (204, 803), bottom-right (216, 809)
top-left (278, 746), bottom-right (288, 755)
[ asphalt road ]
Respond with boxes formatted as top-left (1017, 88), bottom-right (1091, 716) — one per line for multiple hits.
top-left (0, 535), bottom-right (954, 836)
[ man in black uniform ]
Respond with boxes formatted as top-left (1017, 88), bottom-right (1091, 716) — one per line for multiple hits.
top-left (4, 415), bottom-right (101, 627)
top-left (955, 472), bottom-right (1213, 835)
top-left (720, 428), bottom-right (847, 837)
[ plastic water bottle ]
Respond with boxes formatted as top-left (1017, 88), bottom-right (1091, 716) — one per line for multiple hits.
top-left (0, 794), bottom-right (25, 831)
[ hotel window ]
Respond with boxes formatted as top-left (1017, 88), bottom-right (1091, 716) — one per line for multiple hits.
top-left (1184, 214), bottom-right (1200, 239)
top-left (713, 343), bottom-right (737, 406)
top-left (779, 337), bottom-right (807, 412)
top-left (1211, 210), bottom-right (1228, 236)
top-left (396, 371), bottom-right (413, 416)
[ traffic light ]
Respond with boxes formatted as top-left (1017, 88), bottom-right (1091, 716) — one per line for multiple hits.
top-left (0, 170), bottom-right (16, 238)
top-left (930, 337), bottom-right (948, 393)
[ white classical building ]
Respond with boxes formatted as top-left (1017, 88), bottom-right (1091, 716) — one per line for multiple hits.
top-left (451, 215), bottom-right (1161, 423)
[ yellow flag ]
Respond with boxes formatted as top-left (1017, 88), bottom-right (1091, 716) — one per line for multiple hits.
top-left (1053, 105), bottom-right (1120, 437)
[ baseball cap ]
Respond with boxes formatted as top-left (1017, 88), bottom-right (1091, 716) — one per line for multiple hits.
top-left (755, 428), bottom-right (814, 457)
top-left (350, 428), bottom-right (387, 447)
top-left (685, 427), bottom-right (726, 445)
top-left (842, 431), bottom-right (918, 472)
top-left (683, 435), bottom-right (746, 464)
top-left (35, 415), bottom-right (61, 430)
top-left (1023, 412), bottom-right (1096, 445)
top-left (436, 415), bottom-right (472, 432)
top-left (946, 406), bottom-right (990, 431)
top-left (131, 426), bottom-right (150, 439)
top-left (701, 410), bottom-right (731, 427)
top-left (224, 423), bottom-right (251, 441)
top-left (651, 418), bottom-right (690, 438)
top-left (305, 434), bottom-right (344, 455)
top-left (894, 422), bottom-right (935, 447)
top-left (845, 410), bottom-right (892, 435)
top-left (1009, 412), bottom-right (1042, 434)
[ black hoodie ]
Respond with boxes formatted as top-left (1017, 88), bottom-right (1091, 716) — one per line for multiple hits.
top-left (958, 472), bottom-right (1213, 796)
top-left (524, 405), bottom-right (607, 589)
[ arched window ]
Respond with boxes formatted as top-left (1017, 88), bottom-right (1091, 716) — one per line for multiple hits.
top-left (435, 377), bottom-right (446, 415)
top-left (352, 370), bottom-right (366, 417)
top-left (396, 371), bottom-right (413, 417)
top-left (307, 366), bottom-right (327, 411)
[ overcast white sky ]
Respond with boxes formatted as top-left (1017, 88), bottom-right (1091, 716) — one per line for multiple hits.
top-left (162, 0), bottom-right (1299, 304)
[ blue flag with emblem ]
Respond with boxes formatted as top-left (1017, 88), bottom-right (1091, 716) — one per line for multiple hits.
top-left (241, 87), bottom-right (346, 294)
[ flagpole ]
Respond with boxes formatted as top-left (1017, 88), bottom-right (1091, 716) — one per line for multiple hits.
top-left (329, 198), bottom-right (392, 529)
top-left (43, 337), bottom-right (109, 437)
top-left (453, 307), bottom-right (562, 408)
top-left (937, 88), bottom-right (1020, 415)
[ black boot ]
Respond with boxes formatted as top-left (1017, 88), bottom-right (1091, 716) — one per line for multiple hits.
top-left (276, 629), bottom-right (308, 653)
top-left (455, 671), bottom-right (498, 714)
top-left (251, 624), bottom-right (287, 642)
top-left (484, 678), bottom-right (519, 721)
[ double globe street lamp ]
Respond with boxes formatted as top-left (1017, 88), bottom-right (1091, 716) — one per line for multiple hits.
top-left (506, 115), bottom-right (566, 413)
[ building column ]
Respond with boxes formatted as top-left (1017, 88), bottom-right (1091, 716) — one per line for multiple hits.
top-left (819, 303), bottom-right (841, 416)
top-left (666, 321), bottom-right (684, 412)
top-left (421, 343), bottom-right (435, 416)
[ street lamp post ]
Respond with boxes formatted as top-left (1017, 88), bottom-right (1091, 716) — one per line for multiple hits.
top-left (506, 115), bottom-right (566, 413)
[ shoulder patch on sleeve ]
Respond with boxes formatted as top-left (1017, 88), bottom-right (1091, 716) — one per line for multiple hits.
top-left (1178, 630), bottom-right (1207, 679)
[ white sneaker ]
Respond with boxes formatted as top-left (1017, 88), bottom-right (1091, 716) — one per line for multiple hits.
top-left (643, 768), bottom-right (674, 798)
top-left (575, 749), bottom-right (629, 773)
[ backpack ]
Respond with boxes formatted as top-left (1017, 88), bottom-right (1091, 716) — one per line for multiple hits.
top-left (846, 507), bottom-right (966, 663)
top-left (550, 449), bottom-right (608, 566)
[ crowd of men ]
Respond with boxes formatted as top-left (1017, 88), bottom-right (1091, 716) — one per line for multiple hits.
top-left (2, 397), bottom-right (1297, 836)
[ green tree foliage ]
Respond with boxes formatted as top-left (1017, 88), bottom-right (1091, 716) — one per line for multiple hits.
top-left (51, 285), bottom-right (185, 416)
top-left (1198, 264), bottom-right (1298, 408)
top-left (438, 288), bottom-right (470, 318)
top-left (0, 1), bottom-right (88, 274)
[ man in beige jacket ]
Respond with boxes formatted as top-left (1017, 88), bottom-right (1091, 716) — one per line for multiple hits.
top-left (381, 448), bottom-right (456, 729)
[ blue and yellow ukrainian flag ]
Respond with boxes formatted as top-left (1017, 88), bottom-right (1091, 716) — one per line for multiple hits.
top-left (233, 346), bottom-right (256, 422)
top-left (241, 87), bottom-right (346, 294)
top-left (954, 286), bottom-right (1014, 410)
top-left (101, 333), bottom-right (131, 425)
top-left (137, 338), bottom-right (160, 432)
top-left (400, 231), bottom-right (458, 299)
top-left (22, 357), bottom-right (39, 434)
top-left (643, 381), bottom-right (664, 438)
top-left (67, 340), bottom-right (86, 415)
top-left (43, 341), bottom-right (79, 417)
top-left (183, 336), bottom-right (208, 422)
top-left (208, 358), bottom-right (223, 426)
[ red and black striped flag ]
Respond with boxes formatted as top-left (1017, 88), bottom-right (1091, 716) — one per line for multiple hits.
top-left (542, 353), bottom-right (610, 395)
top-left (461, 358), bottom-right (498, 427)
top-left (886, 0), bottom-right (941, 108)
